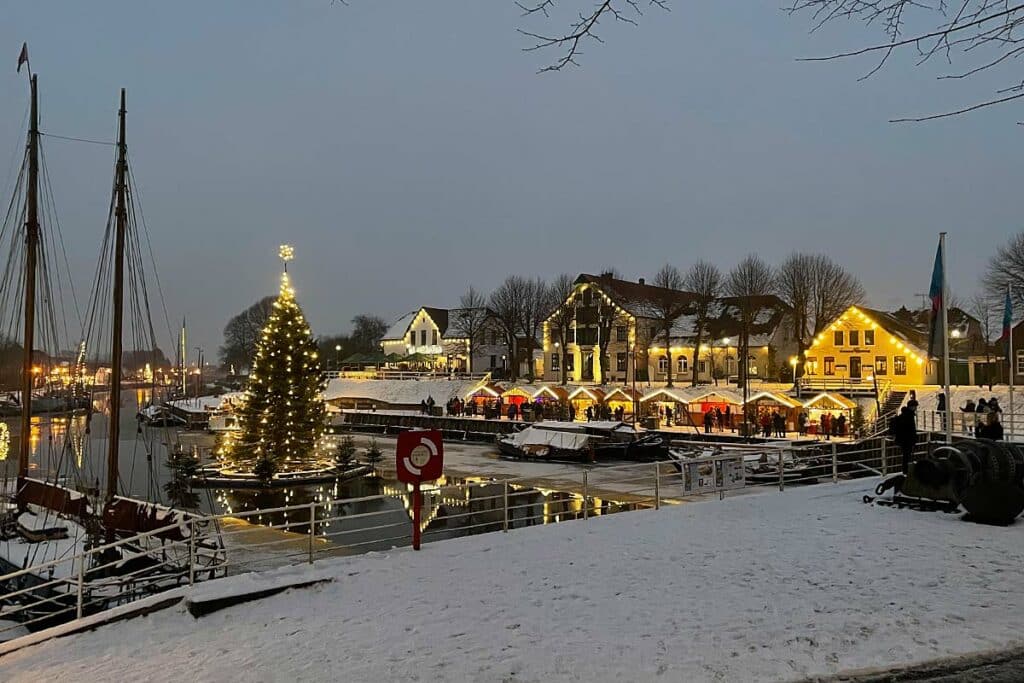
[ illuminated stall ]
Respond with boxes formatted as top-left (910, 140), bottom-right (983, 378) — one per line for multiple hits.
top-left (604, 386), bottom-right (640, 420)
top-left (568, 386), bottom-right (606, 421)
top-left (802, 392), bottom-right (857, 436)
top-left (747, 391), bottom-right (802, 432)
top-left (463, 382), bottom-right (504, 418)
top-left (684, 389), bottom-right (743, 429)
top-left (640, 388), bottom-right (689, 427)
top-left (531, 385), bottom-right (570, 420)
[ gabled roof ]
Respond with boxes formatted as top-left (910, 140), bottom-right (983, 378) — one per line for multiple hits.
top-left (421, 307), bottom-right (449, 336)
top-left (380, 311), bottom-right (418, 342)
top-left (856, 306), bottom-right (928, 352)
top-left (574, 274), bottom-right (698, 317)
top-left (662, 295), bottom-right (791, 346)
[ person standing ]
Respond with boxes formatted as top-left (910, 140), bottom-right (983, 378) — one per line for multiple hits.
top-left (822, 412), bottom-right (831, 441)
top-left (836, 413), bottom-right (847, 438)
top-left (960, 399), bottom-right (976, 435)
top-left (703, 409), bottom-right (713, 434)
top-left (889, 406), bottom-right (918, 474)
top-left (797, 411), bottom-right (807, 436)
top-left (936, 392), bottom-right (947, 431)
top-left (586, 405), bottom-right (594, 422)
top-left (724, 405), bottom-right (732, 432)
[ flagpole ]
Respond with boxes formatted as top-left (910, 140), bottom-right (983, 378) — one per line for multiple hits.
top-left (1009, 283), bottom-right (1016, 441)
top-left (939, 233), bottom-right (953, 443)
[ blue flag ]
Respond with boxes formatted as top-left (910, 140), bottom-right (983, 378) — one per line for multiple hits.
top-left (927, 242), bottom-right (943, 359)
top-left (1005, 287), bottom-right (1014, 353)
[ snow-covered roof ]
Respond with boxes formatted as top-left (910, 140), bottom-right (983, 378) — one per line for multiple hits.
top-left (324, 377), bottom-right (487, 407)
top-left (380, 311), bottom-right (418, 342)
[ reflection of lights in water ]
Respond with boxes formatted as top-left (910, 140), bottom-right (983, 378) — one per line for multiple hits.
top-left (0, 423), bottom-right (9, 461)
top-left (29, 418), bottom-right (41, 456)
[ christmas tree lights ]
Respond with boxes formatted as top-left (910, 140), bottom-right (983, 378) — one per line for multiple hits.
top-left (223, 246), bottom-right (327, 481)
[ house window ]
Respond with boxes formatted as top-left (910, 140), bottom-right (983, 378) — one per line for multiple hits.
top-left (875, 356), bottom-right (887, 375)
top-left (824, 357), bottom-right (835, 376)
top-left (806, 356), bottom-right (817, 375)
top-left (894, 356), bottom-right (907, 376)
top-left (833, 330), bottom-right (844, 346)
top-left (420, 330), bottom-right (427, 346)
top-left (616, 326), bottom-right (627, 342)
top-left (582, 289), bottom-right (593, 306)
top-left (677, 356), bottom-right (688, 373)
top-left (1017, 350), bottom-right (1024, 375)
top-left (490, 355), bottom-right (497, 368)
top-left (550, 354), bottom-right (560, 371)
top-left (616, 352), bottom-right (627, 372)
top-left (849, 330), bottom-right (859, 346)
top-left (432, 330), bottom-right (438, 346)
top-left (658, 356), bottom-right (669, 373)
top-left (864, 329), bottom-right (875, 345)
top-left (698, 360), bottom-right (708, 374)
top-left (566, 355), bottom-right (574, 372)
top-left (748, 356), bottom-right (758, 375)
top-left (409, 331), bottom-right (415, 346)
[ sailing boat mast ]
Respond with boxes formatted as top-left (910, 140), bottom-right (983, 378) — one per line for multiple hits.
top-left (106, 89), bottom-right (128, 513)
top-left (17, 74), bottom-right (40, 493)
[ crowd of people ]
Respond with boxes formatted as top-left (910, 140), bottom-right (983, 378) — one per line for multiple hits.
top-left (959, 396), bottom-right (1006, 440)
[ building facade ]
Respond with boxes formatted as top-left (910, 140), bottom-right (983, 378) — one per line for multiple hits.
top-left (379, 307), bottom-right (508, 373)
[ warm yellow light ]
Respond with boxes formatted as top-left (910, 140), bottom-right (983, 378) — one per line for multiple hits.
top-left (279, 244), bottom-right (294, 262)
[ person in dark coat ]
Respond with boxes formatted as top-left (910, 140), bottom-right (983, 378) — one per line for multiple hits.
top-left (797, 411), bottom-right (808, 436)
top-left (586, 405), bottom-right (594, 422)
top-left (936, 392), bottom-right (947, 431)
top-left (836, 414), bottom-right (846, 438)
top-left (724, 405), bottom-right (732, 432)
top-left (906, 390), bottom-right (919, 414)
top-left (889, 406), bottom-right (918, 474)
top-left (703, 409), bottom-right (713, 434)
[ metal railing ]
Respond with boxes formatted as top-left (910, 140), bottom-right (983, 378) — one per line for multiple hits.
top-left (913, 408), bottom-right (1018, 441)
top-left (0, 439), bottom-right (901, 640)
top-left (795, 376), bottom-right (889, 397)
top-left (323, 370), bottom-right (491, 381)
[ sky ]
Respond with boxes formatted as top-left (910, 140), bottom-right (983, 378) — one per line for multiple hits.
top-left (1, 2), bottom-right (1019, 359)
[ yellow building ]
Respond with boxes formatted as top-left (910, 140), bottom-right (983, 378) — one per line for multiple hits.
top-left (804, 306), bottom-right (937, 386)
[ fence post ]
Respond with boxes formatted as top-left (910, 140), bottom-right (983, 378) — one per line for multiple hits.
top-left (880, 439), bottom-right (887, 475)
top-left (308, 502), bottom-right (316, 564)
top-left (188, 518), bottom-right (196, 586)
top-left (831, 442), bottom-right (838, 484)
top-left (503, 480), bottom-right (509, 531)
top-left (582, 470), bottom-right (589, 520)
top-left (76, 551), bottom-right (85, 619)
top-left (777, 449), bottom-right (785, 492)
top-left (654, 463), bottom-right (661, 510)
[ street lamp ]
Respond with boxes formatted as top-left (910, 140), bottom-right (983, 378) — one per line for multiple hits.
top-left (335, 344), bottom-right (342, 369)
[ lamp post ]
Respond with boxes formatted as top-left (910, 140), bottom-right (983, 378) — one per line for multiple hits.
top-left (335, 344), bottom-right (342, 370)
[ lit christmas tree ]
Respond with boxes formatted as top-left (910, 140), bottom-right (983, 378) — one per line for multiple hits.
top-left (224, 245), bottom-right (327, 481)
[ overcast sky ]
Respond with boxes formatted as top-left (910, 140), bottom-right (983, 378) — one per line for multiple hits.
top-left (2, 2), bottom-right (1018, 358)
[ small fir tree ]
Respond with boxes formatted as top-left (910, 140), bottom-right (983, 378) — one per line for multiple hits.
top-left (225, 246), bottom-right (327, 478)
top-left (335, 435), bottom-right (357, 468)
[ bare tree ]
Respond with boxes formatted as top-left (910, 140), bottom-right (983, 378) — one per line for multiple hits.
top-left (546, 273), bottom-right (577, 385)
top-left (726, 255), bottom-right (775, 428)
top-left (450, 287), bottom-right (491, 373)
top-left (809, 256), bottom-right (865, 339)
top-left (517, 0), bottom-right (669, 72)
top-left (489, 277), bottom-right (523, 380)
top-left (788, 1), bottom-right (1024, 121)
top-left (641, 264), bottom-right (691, 388)
top-left (776, 253), bottom-right (864, 379)
top-left (970, 292), bottom-right (999, 390)
top-left (349, 314), bottom-right (389, 353)
top-left (220, 296), bottom-right (275, 370)
top-left (986, 232), bottom-right (1024, 311)
top-left (515, 277), bottom-right (549, 381)
top-left (683, 261), bottom-right (722, 387)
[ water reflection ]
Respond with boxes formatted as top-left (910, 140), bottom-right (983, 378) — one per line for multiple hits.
top-left (212, 473), bottom-right (644, 552)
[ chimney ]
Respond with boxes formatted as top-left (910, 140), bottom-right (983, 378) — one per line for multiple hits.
top-left (638, 277), bottom-right (645, 286)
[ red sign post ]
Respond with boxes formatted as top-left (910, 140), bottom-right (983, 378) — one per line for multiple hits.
top-left (396, 429), bottom-right (444, 550)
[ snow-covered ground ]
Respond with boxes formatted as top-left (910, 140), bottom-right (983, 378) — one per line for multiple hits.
top-left (323, 377), bottom-right (484, 406)
top-left (4, 479), bottom-right (1024, 682)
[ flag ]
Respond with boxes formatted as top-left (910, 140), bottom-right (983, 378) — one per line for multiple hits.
top-left (16, 42), bottom-right (28, 73)
top-left (1004, 286), bottom-right (1014, 352)
top-left (926, 242), bottom-right (943, 359)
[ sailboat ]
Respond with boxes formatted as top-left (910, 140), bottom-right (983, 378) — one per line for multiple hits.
top-left (0, 69), bottom-right (224, 634)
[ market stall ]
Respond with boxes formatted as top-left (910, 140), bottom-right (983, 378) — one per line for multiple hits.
top-left (801, 392), bottom-right (857, 437)
top-left (685, 389), bottom-right (743, 430)
top-left (640, 388), bottom-right (690, 427)
top-left (604, 386), bottom-right (640, 420)
top-left (747, 391), bottom-right (802, 433)
top-left (530, 385), bottom-right (570, 420)
top-left (462, 382), bottom-right (503, 418)
top-left (568, 386), bottom-right (606, 421)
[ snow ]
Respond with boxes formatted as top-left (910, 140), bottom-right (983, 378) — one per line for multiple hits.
top-left (5, 479), bottom-right (1024, 682)
top-left (503, 426), bottom-right (593, 451)
top-left (322, 377), bottom-right (485, 406)
top-left (166, 393), bottom-right (241, 414)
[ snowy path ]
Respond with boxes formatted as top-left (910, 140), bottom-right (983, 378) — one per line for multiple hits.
top-left (3, 480), bottom-right (1024, 682)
